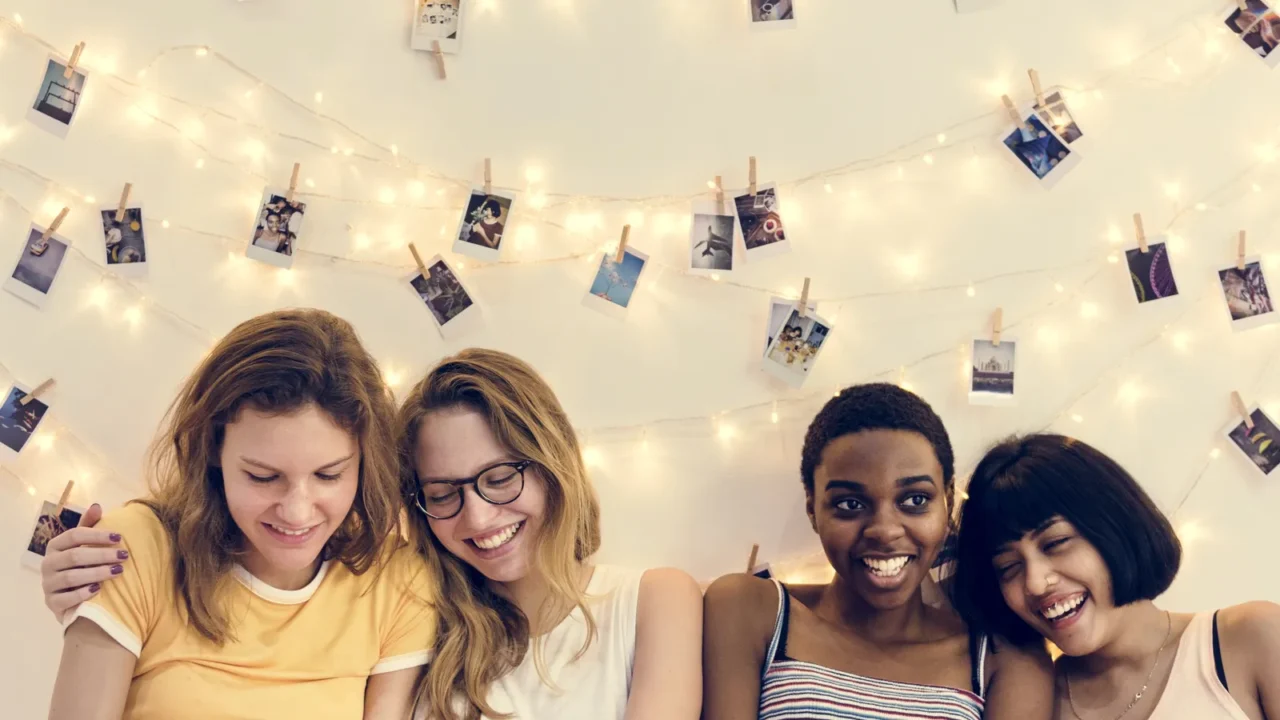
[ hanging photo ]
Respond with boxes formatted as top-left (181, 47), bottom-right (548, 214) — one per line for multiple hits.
top-left (1223, 406), bottom-right (1280, 477)
top-left (1224, 0), bottom-right (1280, 68)
top-left (998, 110), bottom-right (1080, 189)
top-left (453, 186), bottom-right (515, 262)
top-left (584, 247), bottom-right (649, 320)
top-left (1218, 258), bottom-right (1277, 331)
top-left (27, 54), bottom-right (88, 139)
top-left (22, 501), bottom-right (84, 570)
top-left (970, 338), bottom-right (1017, 406)
top-left (4, 223), bottom-right (70, 309)
top-left (246, 188), bottom-right (306, 269)
top-left (99, 206), bottom-right (148, 276)
top-left (1125, 241), bottom-right (1179, 304)
top-left (749, 0), bottom-right (795, 27)
top-left (0, 384), bottom-right (51, 462)
top-left (407, 255), bottom-right (483, 339)
top-left (689, 200), bottom-right (736, 275)
top-left (762, 306), bottom-right (832, 387)
top-left (764, 295), bottom-right (816, 355)
top-left (734, 184), bottom-right (791, 261)
top-left (412, 0), bottom-right (464, 53)
top-left (1034, 92), bottom-right (1084, 145)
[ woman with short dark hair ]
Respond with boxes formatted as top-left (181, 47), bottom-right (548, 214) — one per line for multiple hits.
top-left (952, 434), bottom-right (1280, 719)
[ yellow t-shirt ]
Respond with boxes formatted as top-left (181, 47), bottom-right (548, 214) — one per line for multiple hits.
top-left (65, 504), bottom-right (436, 720)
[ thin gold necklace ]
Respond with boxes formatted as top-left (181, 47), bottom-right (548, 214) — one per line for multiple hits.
top-left (1065, 610), bottom-right (1173, 720)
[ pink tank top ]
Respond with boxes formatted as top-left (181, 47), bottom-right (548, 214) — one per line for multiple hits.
top-left (1149, 612), bottom-right (1250, 719)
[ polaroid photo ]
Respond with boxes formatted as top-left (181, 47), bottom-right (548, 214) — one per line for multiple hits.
top-left (764, 295), bottom-right (816, 355)
top-left (751, 563), bottom-right (774, 580)
top-left (246, 188), bottom-right (306, 269)
top-left (734, 183), bottom-right (791, 261)
top-left (1125, 240), bottom-right (1179, 304)
top-left (4, 223), bottom-right (70, 309)
top-left (584, 247), bottom-right (649, 320)
top-left (21, 500), bottom-right (85, 570)
top-left (762, 306), bottom-right (832, 388)
top-left (27, 55), bottom-right (89, 139)
top-left (406, 255), bottom-right (483, 339)
top-left (99, 206), bottom-right (147, 277)
top-left (453, 186), bottom-right (515, 262)
top-left (1224, 0), bottom-right (1280, 68)
top-left (689, 200), bottom-right (736, 276)
top-left (999, 111), bottom-right (1080, 189)
top-left (1223, 406), bottom-right (1280, 477)
top-left (1034, 92), bottom-right (1084, 146)
top-left (749, 0), bottom-right (796, 27)
top-left (413, 0), bottom-right (464, 52)
top-left (970, 338), bottom-right (1017, 406)
top-left (0, 384), bottom-right (51, 463)
top-left (1218, 258), bottom-right (1277, 332)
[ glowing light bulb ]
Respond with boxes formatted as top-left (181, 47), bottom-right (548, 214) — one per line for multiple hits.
top-left (1209, 448), bottom-right (1221, 460)
top-left (196, 47), bottom-right (209, 57)
top-left (390, 144), bottom-right (399, 156)
top-left (343, 148), bottom-right (354, 157)
top-left (1117, 380), bottom-right (1144, 405)
top-left (124, 305), bottom-right (142, 325)
top-left (923, 154), bottom-right (934, 165)
top-left (354, 233), bottom-right (371, 250)
top-left (582, 446), bottom-right (602, 467)
top-left (895, 165), bottom-right (905, 180)
top-left (718, 423), bottom-right (736, 441)
top-left (966, 284), bottom-right (976, 298)
top-left (1163, 183), bottom-right (1181, 199)
top-left (1170, 331), bottom-right (1190, 352)
top-left (1107, 224), bottom-right (1123, 244)
top-left (1253, 183), bottom-right (1263, 193)
top-left (771, 411), bottom-right (779, 424)
top-left (314, 92), bottom-right (324, 103)
top-left (27, 486), bottom-right (36, 496)
top-left (1195, 202), bottom-right (1207, 211)
top-left (89, 285), bottom-right (108, 307)
top-left (305, 178), bottom-right (315, 188)
top-left (408, 181), bottom-right (426, 198)
top-left (1071, 414), bottom-right (1084, 424)
top-left (161, 220), bottom-right (170, 229)
top-left (525, 166), bottom-right (544, 183)
top-left (1080, 302), bottom-right (1099, 319)
top-left (83, 195), bottom-right (96, 204)
top-left (195, 158), bottom-right (205, 169)
top-left (529, 193), bottom-right (548, 209)
top-left (1054, 283), bottom-right (1064, 293)
top-left (34, 434), bottom-right (54, 452)
top-left (14, 13), bottom-right (23, 25)
top-left (1107, 254), bottom-right (1119, 264)
top-left (378, 188), bottom-right (396, 204)
top-left (706, 179), bottom-right (717, 189)
top-left (1177, 519), bottom-right (1206, 547)
top-left (710, 273), bottom-right (721, 282)
top-left (384, 368), bottom-right (404, 387)
top-left (937, 133), bottom-right (947, 144)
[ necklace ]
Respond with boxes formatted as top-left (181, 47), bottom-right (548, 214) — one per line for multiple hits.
top-left (1065, 610), bottom-right (1173, 720)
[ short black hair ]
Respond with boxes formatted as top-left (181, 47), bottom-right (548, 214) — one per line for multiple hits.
top-left (950, 434), bottom-right (1182, 646)
top-left (800, 383), bottom-right (955, 500)
top-left (480, 198), bottom-right (502, 218)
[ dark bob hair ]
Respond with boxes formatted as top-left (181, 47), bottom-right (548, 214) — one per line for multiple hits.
top-left (950, 434), bottom-right (1182, 646)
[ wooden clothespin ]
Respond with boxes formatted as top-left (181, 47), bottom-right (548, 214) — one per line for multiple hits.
top-left (1237, 230), bottom-right (1248, 271)
top-left (615, 225), bottom-right (631, 263)
top-left (432, 40), bottom-right (447, 79)
top-left (748, 156), bottom-right (758, 196)
top-left (1001, 95), bottom-right (1025, 128)
top-left (1232, 391), bottom-right (1255, 430)
top-left (714, 175), bottom-right (725, 215)
top-left (19, 378), bottom-right (55, 407)
top-left (1133, 213), bottom-right (1148, 253)
top-left (286, 163), bottom-right (301, 202)
top-left (53, 480), bottom-right (75, 517)
top-left (483, 158), bottom-right (493, 195)
top-left (40, 207), bottom-right (70, 244)
top-left (1028, 69), bottom-right (1046, 109)
top-left (991, 307), bottom-right (1004, 347)
top-left (746, 543), bottom-right (760, 574)
top-left (408, 243), bottom-right (430, 279)
top-left (797, 277), bottom-right (811, 318)
top-left (115, 183), bottom-right (133, 223)
top-left (63, 42), bottom-right (85, 79)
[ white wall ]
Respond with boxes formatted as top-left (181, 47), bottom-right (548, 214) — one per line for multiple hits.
top-left (2, 0), bottom-right (1278, 713)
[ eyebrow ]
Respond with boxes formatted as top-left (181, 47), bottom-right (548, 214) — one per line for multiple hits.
top-left (994, 517), bottom-right (1064, 553)
top-left (240, 453), bottom-right (356, 474)
top-left (824, 475), bottom-right (937, 492)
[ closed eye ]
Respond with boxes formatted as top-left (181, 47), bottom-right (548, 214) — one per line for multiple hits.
top-left (316, 472), bottom-right (343, 481)
top-left (1044, 537), bottom-right (1071, 551)
top-left (995, 561), bottom-right (1022, 581)
top-left (247, 473), bottom-right (277, 483)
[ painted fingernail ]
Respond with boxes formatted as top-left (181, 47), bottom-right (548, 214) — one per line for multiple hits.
top-left (117, 550), bottom-right (129, 560)
top-left (111, 565), bottom-right (123, 575)
top-left (109, 533), bottom-right (122, 542)
top-left (89, 583), bottom-right (101, 593)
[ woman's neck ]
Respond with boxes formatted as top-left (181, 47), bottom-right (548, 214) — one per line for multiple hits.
top-left (819, 575), bottom-right (931, 643)
top-left (493, 561), bottom-right (592, 635)
top-left (1069, 600), bottom-right (1170, 676)
top-left (241, 554), bottom-right (322, 591)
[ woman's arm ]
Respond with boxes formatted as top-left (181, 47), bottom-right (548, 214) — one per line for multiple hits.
top-left (49, 619), bottom-right (137, 720)
top-left (623, 568), bottom-right (703, 720)
top-left (363, 667), bottom-right (422, 720)
top-left (980, 636), bottom-right (1056, 720)
top-left (701, 574), bottom-right (775, 720)
top-left (41, 504), bottom-right (128, 623)
top-left (1220, 601), bottom-right (1280, 720)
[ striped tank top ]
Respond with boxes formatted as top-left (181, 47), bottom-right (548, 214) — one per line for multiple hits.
top-left (758, 580), bottom-right (987, 720)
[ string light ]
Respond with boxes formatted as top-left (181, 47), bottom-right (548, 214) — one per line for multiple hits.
top-left (582, 446), bottom-right (602, 467)
top-left (1071, 414), bottom-right (1084, 424)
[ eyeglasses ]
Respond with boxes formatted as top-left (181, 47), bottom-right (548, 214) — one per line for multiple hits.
top-left (411, 460), bottom-right (531, 520)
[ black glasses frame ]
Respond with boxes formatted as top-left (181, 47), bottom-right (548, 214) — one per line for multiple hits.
top-left (411, 460), bottom-right (532, 520)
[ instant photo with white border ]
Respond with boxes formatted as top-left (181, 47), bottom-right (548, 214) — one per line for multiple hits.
top-left (734, 183), bottom-right (792, 261)
top-left (406, 254), bottom-right (484, 339)
top-left (1221, 405), bottom-right (1280, 478)
top-left (245, 187), bottom-right (306, 269)
top-left (689, 199), bottom-right (737, 276)
top-left (997, 106), bottom-right (1081, 190)
top-left (764, 295), bottom-right (817, 356)
top-left (453, 185), bottom-right (517, 263)
top-left (21, 500), bottom-right (86, 570)
top-left (412, 0), bottom-right (465, 53)
top-left (1034, 91), bottom-right (1086, 148)
top-left (762, 305), bottom-right (833, 388)
top-left (0, 383), bottom-right (51, 463)
top-left (99, 205), bottom-right (148, 277)
top-left (1223, 1), bottom-right (1280, 69)
top-left (583, 247), bottom-right (650, 320)
top-left (27, 54), bottom-right (89, 140)
top-left (1218, 257), bottom-right (1278, 332)
top-left (4, 223), bottom-right (71, 309)
top-left (969, 337), bottom-right (1018, 407)
top-left (1124, 238), bottom-right (1181, 306)
top-left (748, 0), bottom-right (797, 28)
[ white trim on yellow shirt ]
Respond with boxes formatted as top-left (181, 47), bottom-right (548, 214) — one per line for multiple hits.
top-left (371, 649), bottom-right (434, 675)
top-left (66, 602), bottom-right (143, 657)
top-left (232, 561), bottom-right (332, 605)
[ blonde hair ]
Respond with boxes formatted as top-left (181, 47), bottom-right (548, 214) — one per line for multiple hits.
top-left (397, 348), bottom-right (601, 720)
top-left (141, 308), bottom-right (402, 644)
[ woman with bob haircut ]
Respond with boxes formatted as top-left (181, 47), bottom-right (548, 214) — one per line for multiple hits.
top-left (952, 433), bottom-right (1280, 720)
top-left (46, 309), bottom-right (435, 720)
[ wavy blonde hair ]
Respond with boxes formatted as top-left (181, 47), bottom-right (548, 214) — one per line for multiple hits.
top-left (140, 308), bottom-right (403, 644)
top-left (397, 348), bottom-right (602, 720)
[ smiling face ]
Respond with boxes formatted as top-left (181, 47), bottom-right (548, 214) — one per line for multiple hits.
top-left (991, 516), bottom-right (1115, 656)
top-left (414, 406), bottom-right (546, 584)
top-left (807, 429), bottom-right (950, 611)
top-left (221, 404), bottom-right (360, 590)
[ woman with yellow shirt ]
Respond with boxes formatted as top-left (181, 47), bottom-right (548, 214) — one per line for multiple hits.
top-left (46, 309), bottom-right (436, 720)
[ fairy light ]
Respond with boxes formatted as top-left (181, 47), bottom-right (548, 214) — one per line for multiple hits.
top-left (1170, 331), bottom-right (1191, 352)
top-left (195, 158), bottom-right (205, 169)
top-left (717, 421), bottom-right (737, 442)
top-left (305, 178), bottom-right (315, 188)
top-left (161, 220), bottom-right (170, 229)
top-left (1071, 414), bottom-right (1084, 424)
top-left (923, 154), bottom-right (934, 165)
top-left (383, 367), bottom-right (404, 388)
top-left (343, 148), bottom-right (354, 157)
top-left (705, 179), bottom-right (716, 189)
top-left (966, 284), bottom-right (976, 298)
top-left (88, 284), bottom-right (109, 308)
top-left (195, 47), bottom-right (209, 57)
top-left (1195, 202), bottom-right (1207, 211)
top-left (1054, 283), bottom-right (1065, 293)
top-left (1117, 380), bottom-right (1145, 406)
top-left (354, 233), bottom-right (372, 250)
top-left (408, 180), bottom-right (426, 198)
top-left (1253, 183), bottom-right (1263, 193)
top-left (33, 433), bottom-right (54, 452)
top-left (124, 305), bottom-right (143, 326)
top-left (1080, 301), bottom-right (1099, 319)
top-left (1209, 448), bottom-right (1221, 460)
top-left (771, 401), bottom-right (779, 424)
top-left (314, 92), bottom-right (324, 103)
top-left (936, 133), bottom-right (946, 144)
top-left (582, 446), bottom-right (602, 467)
top-left (525, 166), bottom-right (545, 184)
top-left (390, 144), bottom-right (399, 156)
top-left (529, 193), bottom-right (548, 209)
top-left (1177, 519), bottom-right (1206, 547)
top-left (1163, 183), bottom-right (1181, 200)
top-left (378, 188), bottom-right (396, 204)
top-left (824, 183), bottom-right (833, 193)
top-left (710, 273), bottom-right (720, 282)
top-left (26, 486), bottom-right (36, 496)
top-left (83, 195), bottom-right (96, 204)
top-left (1107, 224), bottom-right (1123, 245)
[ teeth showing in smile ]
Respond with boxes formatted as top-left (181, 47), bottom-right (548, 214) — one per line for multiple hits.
top-left (862, 556), bottom-right (911, 577)
top-left (1041, 594), bottom-right (1087, 621)
top-left (473, 522), bottom-right (522, 550)
top-left (268, 524), bottom-right (312, 537)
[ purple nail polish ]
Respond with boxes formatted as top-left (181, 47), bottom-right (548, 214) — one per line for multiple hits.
top-left (109, 533), bottom-right (122, 543)
top-left (117, 550), bottom-right (129, 560)
top-left (89, 583), bottom-right (101, 593)
top-left (111, 565), bottom-right (123, 575)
